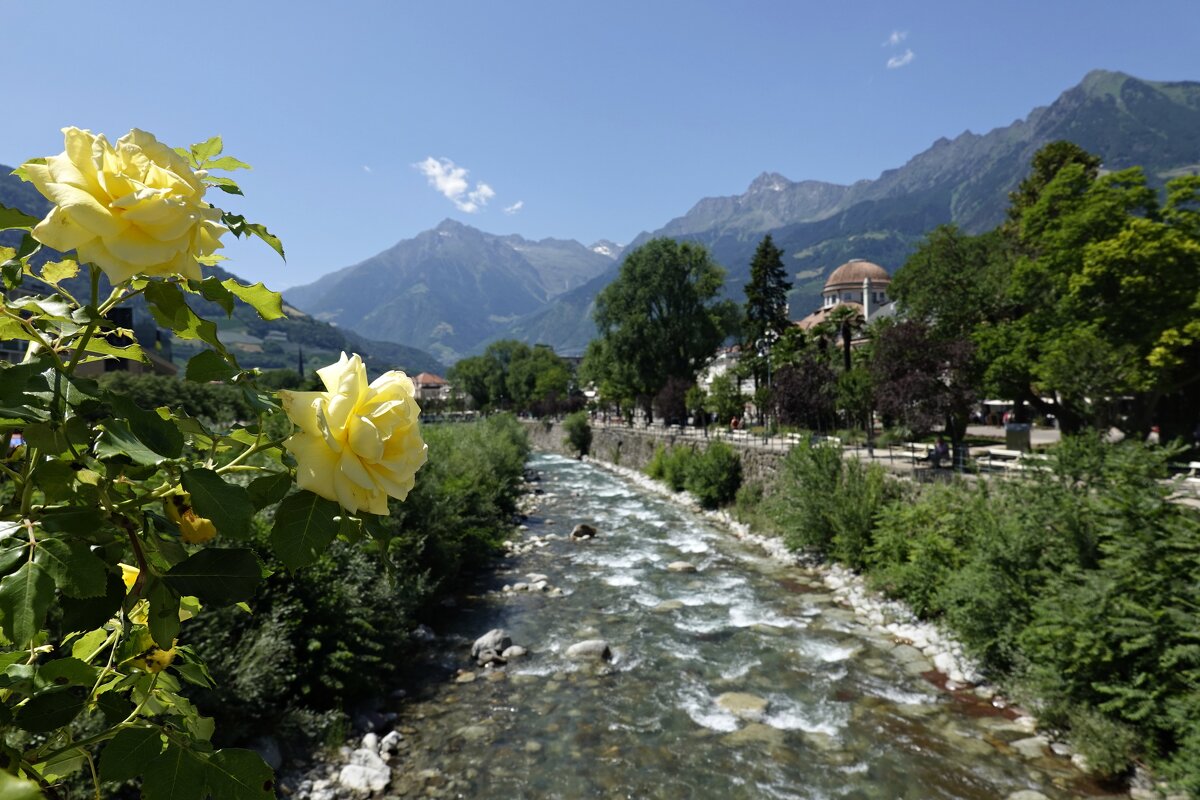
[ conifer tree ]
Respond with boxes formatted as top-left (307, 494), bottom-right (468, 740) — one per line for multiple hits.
top-left (743, 234), bottom-right (792, 389)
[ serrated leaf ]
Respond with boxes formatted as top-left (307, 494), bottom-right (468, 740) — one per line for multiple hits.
top-left (191, 135), bottom-right (224, 164)
top-left (205, 748), bottom-right (275, 800)
top-left (204, 156), bottom-right (251, 172)
top-left (70, 628), bottom-right (109, 662)
top-left (247, 473), bottom-right (291, 510)
top-left (143, 743), bottom-right (208, 800)
top-left (38, 259), bottom-right (79, 285)
top-left (221, 214), bottom-right (285, 262)
top-left (14, 685), bottom-right (87, 733)
top-left (110, 395), bottom-right (184, 460)
top-left (84, 336), bottom-right (145, 363)
top-left (271, 490), bottom-right (341, 569)
top-left (182, 469), bottom-right (254, 540)
top-left (194, 275), bottom-right (235, 316)
top-left (33, 537), bottom-right (107, 598)
top-left (186, 350), bottom-right (238, 383)
top-left (101, 725), bottom-right (166, 783)
top-left (144, 281), bottom-right (232, 360)
top-left (163, 548), bottom-right (262, 605)
top-left (0, 561), bottom-right (55, 644)
top-left (0, 203), bottom-right (39, 231)
top-left (221, 279), bottom-right (285, 321)
top-left (206, 177), bottom-right (245, 196)
top-left (0, 532), bottom-right (28, 575)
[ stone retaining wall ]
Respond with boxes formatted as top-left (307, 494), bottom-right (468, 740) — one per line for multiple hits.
top-left (522, 420), bottom-right (786, 489)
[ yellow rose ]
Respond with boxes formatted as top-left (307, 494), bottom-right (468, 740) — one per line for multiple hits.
top-left (165, 494), bottom-right (218, 544)
top-left (280, 352), bottom-right (427, 515)
top-left (22, 127), bottom-right (226, 284)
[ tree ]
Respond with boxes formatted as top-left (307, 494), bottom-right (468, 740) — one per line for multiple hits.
top-left (592, 238), bottom-right (739, 421)
top-left (824, 304), bottom-right (864, 374)
top-left (742, 233), bottom-right (792, 390)
top-left (871, 320), bottom-right (976, 443)
top-left (705, 373), bottom-right (745, 426)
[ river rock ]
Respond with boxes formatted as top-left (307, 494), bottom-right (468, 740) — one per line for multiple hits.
top-left (1010, 735), bottom-right (1049, 759)
top-left (379, 730), bottom-right (404, 754)
top-left (339, 746), bottom-right (390, 793)
top-left (471, 629), bottom-right (512, 659)
top-left (526, 573), bottom-right (549, 583)
top-left (455, 671), bottom-right (477, 683)
top-left (502, 645), bottom-right (527, 659)
top-left (1005, 792), bottom-right (1051, 800)
top-left (667, 561), bottom-right (697, 573)
top-left (571, 523), bottom-right (598, 539)
top-left (653, 600), bottom-right (685, 613)
top-left (565, 640), bottom-right (613, 661)
top-left (716, 692), bottom-right (769, 722)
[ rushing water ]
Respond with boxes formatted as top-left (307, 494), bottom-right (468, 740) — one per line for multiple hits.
top-left (385, 453), bottom-right (1118, 799)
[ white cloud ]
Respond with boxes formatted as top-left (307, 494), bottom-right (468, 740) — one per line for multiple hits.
top-left (886, 49), bottom-right (915, 69)
top-left (414, 156), bottom-right (495, 213)
top-left (884, 30), bottom-right (907, 47)
top-left (362, 165), bottom-right (372, 173)
top-left (503, 200), bottom-right (524, 215)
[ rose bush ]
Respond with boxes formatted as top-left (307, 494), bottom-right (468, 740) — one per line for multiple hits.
top-left (281, 352), bottom-right (427, 514)
top-left (0, 130), bottom-right (413, 799)
top-left (22, 127), bottom-right (228, 283)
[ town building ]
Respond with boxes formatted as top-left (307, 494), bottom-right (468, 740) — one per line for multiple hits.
top-left (795, 258), bottom-right (896, 331)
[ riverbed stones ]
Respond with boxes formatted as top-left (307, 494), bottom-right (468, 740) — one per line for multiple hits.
top-left (471, 629), bottom-right (512, 659)
top-left (455, 671), bottom-right (477, 683)
top-left (652, 599), bottom-right (685, 613)
top-left (565, 640), bottom-right (613, 661)
top-left (502, 645), bottom-right (527, 659)
top-left (716, 692), bottom-right (769, 722)
top-left (338, 745), bottom-right (390, 793)
top-left (723, 722), bottom-right (785, 748)
top-left (666, 561), bottom-right (697, 573)
top-left (1005, 792), bottom-right (1051, 800)
top-left (1010, 735), bottom-right (1050, 760)
top-left (570, 523), bottom-right (598, 539)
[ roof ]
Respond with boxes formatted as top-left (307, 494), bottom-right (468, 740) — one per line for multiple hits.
top-left (413, 372), bottom-right (448, 385)
top-left (825, 259), bottom-right (890, 289)
top-left (794, 302), bottom-right (864, 331)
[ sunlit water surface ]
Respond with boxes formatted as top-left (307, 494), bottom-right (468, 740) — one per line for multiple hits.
top-left (388, 454), bottom-right (1118, 800)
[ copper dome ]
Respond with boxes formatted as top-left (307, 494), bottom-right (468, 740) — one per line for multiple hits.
top-left (825, 259), bottom-right (890, 288)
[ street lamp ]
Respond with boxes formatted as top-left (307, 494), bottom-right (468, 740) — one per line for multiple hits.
top-left (756, 329), bottom-right (779, 432)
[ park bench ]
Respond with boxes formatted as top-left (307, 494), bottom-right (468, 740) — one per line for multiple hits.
top-left (977, 447), bottom-right (1024, 472)
top-left (904, 442), bottom-right (932, 463)
top-left (1169, 461), bottom-right (1200, 486)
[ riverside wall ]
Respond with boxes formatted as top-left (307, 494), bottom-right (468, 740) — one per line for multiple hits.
top-left (522, 420), bottom-right (787, 489)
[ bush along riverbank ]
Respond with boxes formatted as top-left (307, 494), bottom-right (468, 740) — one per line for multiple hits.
top-left (184, 415), bottom-right (531, 767)
top-left (628, 434), bottom-right (1200, 798)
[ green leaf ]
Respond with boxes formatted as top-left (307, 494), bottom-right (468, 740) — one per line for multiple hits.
top-left (83, 336), bottom-right (145, 363)
top-left (111, 395), bottom-right (184, 459)
top-left (70, 628), bottom-right (109, 661)
top-left (60, 571), bottom-right (124, 633)
top-left (221, 214), bottom-right (285, 262)
top-left (39, 259), bottom-right (79, 285)
top-left (191, 135), bottom-right (224, 165)
top-left (0, 203), bottom-right (39, 231)
top-left (95, 418), bottom-right (169, 466)
top-left (0, 771), bottom-right (42, 800)
top-left (163, 548), bottom-right (262, 605)
top-left (182, 469), bottom-right (254, 540)
top-left (205, 748), bottom-right (275, 800)
top-left (0, 561), bottom-right (55, 645)
top-left (270, 490), bottom-right (341, 569)
top-left (186, 349), bottom-right (239, 383)
top-left (206, 176), bottom-right (245, 195)
top-left (222, 279), bottom-right (285, 320)
top-left (194, 276), bottom-right (235, 316)
top-left (143, 743), bottom-right (208, 800)
top-left (101, 725), bottom-right (166, 783)
top-left (33, 537), bottom-right (107, 598)
top-left (14, 685), bottom-right (87, 733)
top-left (0, 531), bottom-right (27, 575)
top-left (146, 577), bottom-right (181, 649)
top-left (39, 507), bottom-right (109, 536)
top-left (204, 156), bottom-right (251, 172)
top-left (247, 473), bottom-right (291, 510)
top-left (38, 657), bottom-right (98, 688)
top-left (144, 281), bottom-right (232, 360)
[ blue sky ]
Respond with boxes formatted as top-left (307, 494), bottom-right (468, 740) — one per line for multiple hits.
top-left (2, 0), bottom-right (1198, 289)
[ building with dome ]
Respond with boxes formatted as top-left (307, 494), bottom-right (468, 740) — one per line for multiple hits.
top-left (795, 258), bottom-right (896, 330)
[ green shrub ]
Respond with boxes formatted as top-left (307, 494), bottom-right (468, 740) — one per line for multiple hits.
top-left (659, 445), bottom-right (696, 491)
top-left (1067, 706), bottom-right (1139, 780)
top-left (734, 481), bottom-right (764, 524)
top-left (646, 444), bottom-right (668, 480)
top-left (685, 441), bottom-right (742, 509)
top-left (563, 411), bottom-right (592, 456)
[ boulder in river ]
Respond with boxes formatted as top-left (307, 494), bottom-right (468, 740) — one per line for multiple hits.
top-left (667, 561), bottom-right (698, 573)
top-left (471, 629), bottom-right (512, 660)
top-left (716, 692), bottom-right (769, 722)
top-left (565, 640), bottom-right (613, 661)
top-left (502, 645), bottom-right (528, 659)
top-left (570, 523), bottom-right (598, 539)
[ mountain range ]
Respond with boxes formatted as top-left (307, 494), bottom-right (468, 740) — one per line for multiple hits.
top-left (0, 168), bottom-right (446, 377)
top-left (7, 70), bottom-right (1200, 366)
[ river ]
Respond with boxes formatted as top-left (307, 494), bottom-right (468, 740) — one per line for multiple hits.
top-left (379, 453), bottom-right (1118, 799)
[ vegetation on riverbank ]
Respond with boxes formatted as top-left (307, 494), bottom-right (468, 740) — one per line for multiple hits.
top-left (645, 441), bottom-right (743, 509)
top-left (742, 437), bottom-right (1200, 793)
top-left (187, 415), bottom-right (529, 756)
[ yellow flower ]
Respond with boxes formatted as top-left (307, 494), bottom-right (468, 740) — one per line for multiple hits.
top-left (280, 352), bottom-right (427, 514)
top-left (120, 563), bottom-right (140, 592)
top-left (131, 645), bottom-right (176, 673)
top-left (22, 127), bottom-right (226, 284)
top-left (165, 494), bottom-right (217, 544)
